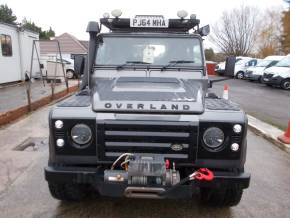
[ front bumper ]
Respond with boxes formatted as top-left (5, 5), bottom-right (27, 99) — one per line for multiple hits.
top-left (246, 74), bottom-right (261, 81)
top-left (45, 166), bottom-right (250, 199)
top-left (262, 76), bottom-right (283, 86)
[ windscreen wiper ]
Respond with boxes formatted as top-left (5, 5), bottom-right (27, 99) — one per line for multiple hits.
top-left (117, 61), bottom-right (151, 70)
top-left (161, 60), bottom-right (194, 71)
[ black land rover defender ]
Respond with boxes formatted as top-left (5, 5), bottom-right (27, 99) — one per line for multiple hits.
top-left (45, 11), bottom-right (250, 207)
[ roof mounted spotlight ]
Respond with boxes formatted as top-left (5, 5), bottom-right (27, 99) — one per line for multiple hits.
top-left (103, 12), bottom-right (110, 18)
top-left (190, 14), bottom-right (196, 20)
top-left (111, 9), bottom-right (122, 18)
top-left (177, 10), bottom-right (188, 19)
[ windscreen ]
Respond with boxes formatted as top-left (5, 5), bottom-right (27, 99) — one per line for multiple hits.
top-left (275, 56), bottom-right (290, 67)
top-left (95, 36), bottom-right (203, 67)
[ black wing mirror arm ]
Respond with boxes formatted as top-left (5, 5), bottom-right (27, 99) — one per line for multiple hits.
top-left (208, 77), bottom-right (231, 88)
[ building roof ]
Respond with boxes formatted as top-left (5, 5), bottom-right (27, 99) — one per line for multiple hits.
top-left (39, 33), bottom-right (87, 54)
top-left (0, 22), bottom-right (39, 35)
top-left (79, 40), bottom-right (89, 49)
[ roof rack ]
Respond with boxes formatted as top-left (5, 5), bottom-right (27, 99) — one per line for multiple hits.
top-left (100, 17), bottom-right (200, 33)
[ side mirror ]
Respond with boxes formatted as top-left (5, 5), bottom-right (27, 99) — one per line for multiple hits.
top-left (199, 25), bottom-right (210, 37)
top-left (74, 55), bottom-right (85, 75)
top-left (224, 56), bottom-right (236, 77)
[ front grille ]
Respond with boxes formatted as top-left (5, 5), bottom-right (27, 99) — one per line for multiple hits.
top-left (263, 73), bottom-right (274, 78)
top-left (96, 120), bottom-right (198, 162)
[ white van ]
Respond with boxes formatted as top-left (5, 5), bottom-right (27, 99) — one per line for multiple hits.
top-left (262, 55), bottom-right (290, 90)
top-left (245, 55), bottom-right (285, 82)
top-left (234, 57), bottom-right (259, 79)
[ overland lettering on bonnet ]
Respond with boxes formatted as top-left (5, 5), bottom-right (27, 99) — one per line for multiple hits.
top-left (104, 102), bottom-right (191, 111)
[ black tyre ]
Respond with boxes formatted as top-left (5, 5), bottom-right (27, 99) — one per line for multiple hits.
top-left (236, 72), bottom-right (244, 79)
top-left (48, 182), bottom-right (87, 201)
top-left (199, 187), bottom-right (243, 207)
top-left (281, 79), bottom-right (290, 90)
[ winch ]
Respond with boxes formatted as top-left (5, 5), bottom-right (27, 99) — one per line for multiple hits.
top-left (104, 154), bottom-right (180, 186)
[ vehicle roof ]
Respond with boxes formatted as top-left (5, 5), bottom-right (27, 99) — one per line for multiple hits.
top-left (264, 55), bottom-right (285, 61)
top-left (99, 32), bottom-right (202, 39)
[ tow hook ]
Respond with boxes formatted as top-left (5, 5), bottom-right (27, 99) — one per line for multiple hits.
top-left (159, 168), bottom-right (214, 196)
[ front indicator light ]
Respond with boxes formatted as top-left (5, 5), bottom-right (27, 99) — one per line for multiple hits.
top-left (233, 124), bottom-right (242, 133)
top-left (56, 139), bottom-right (64, 147)
top-left (55, 120), bottom-right (63, 129)
top-left (231, 143), bottom-right (239, 151)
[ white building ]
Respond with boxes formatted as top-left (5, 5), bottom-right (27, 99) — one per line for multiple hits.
top-left (0, 22), bottom-right (39, 84)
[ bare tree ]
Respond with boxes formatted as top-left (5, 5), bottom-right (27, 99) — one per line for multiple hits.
top-left (257, 7), bottom-right (283, 57)
top-left (210, 6), bottom-right (259, 56)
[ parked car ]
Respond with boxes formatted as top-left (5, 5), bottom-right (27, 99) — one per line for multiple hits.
top-left (262, 55), bottom-right (290, 90)
top-left (245, 56), bottom-right (285, 82)
top-left (234, 58), bottom-right (260, 79)
top-left (215, 57), bottom-right (252, 76)
top-left (56, 58), bottom-right (76, 79)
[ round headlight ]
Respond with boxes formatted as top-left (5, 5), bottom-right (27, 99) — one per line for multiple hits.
top-left (71, 124), bottom-right (92, 146)
top-left (203, 127), bottom-right (224, 149)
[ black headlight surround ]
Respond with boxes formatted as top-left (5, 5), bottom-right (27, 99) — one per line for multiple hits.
top-left (198, 122), bottom-right (244, 160)
top-left (52, 119), bottom-right (96, 156)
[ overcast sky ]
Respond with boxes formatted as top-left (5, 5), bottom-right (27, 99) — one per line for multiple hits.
top-left (1, 0), bottom-right (288, 48)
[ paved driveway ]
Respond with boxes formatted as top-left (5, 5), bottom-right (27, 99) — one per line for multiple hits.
top-left (210, 78), bottom-right (290, 130)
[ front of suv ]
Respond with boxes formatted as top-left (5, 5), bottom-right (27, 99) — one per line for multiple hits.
top-left (45, 13), bottom-right (250, 207)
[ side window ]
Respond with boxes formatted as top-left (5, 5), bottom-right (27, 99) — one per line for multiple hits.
top-left (0, 34), bottom-right (13, 56)
top-left (248, 60), bottom-right (256, 66)
top-left (268, 61), bottom-right (278, 67)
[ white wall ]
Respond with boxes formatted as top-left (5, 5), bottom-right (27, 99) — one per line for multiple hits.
top-left (0, 23), bottom-right (21, 83)
top-left (0, 23), bottom-right (39, 84)
top-left (18, 30), bottom-right (39, 79)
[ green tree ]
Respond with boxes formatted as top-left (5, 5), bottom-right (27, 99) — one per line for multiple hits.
top-left (0, 4), bottom-right (17, 24)
top-left (22, 18), bottom-right (55, 40)
top-left (22, 18), bottom-right (41, 32)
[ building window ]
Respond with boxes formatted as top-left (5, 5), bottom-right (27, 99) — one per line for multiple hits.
top-left (1, 34), bottom-right (13, 56)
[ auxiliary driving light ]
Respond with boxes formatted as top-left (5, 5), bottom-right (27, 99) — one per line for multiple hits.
top-left (56, 139), bottom-right (65, 147)
top-left (103, 12), bottom-right (110, 18)
top-left (55, 120), bottom-right (63, 129)
top-left (233, 124), bottom-right (242, 133)
top-left (177, 10), bottom-right (188, 19)
top-left (231, 143), bottom-right (239, 151)
top-left (190, 14), bottom-right (196, 19)
top-left (111, 9), bottom-right (122, 18)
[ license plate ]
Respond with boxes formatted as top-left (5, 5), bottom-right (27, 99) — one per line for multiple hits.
top-left (263, 78), bottom-right (269, 81)
top-left (130, 16), bottom-right (169, 28)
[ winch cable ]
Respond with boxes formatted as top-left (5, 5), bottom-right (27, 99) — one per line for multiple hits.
top-left (111, 153), bottom-right (134, 170)
top-left (159, 168), bottom-right (214, 196)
